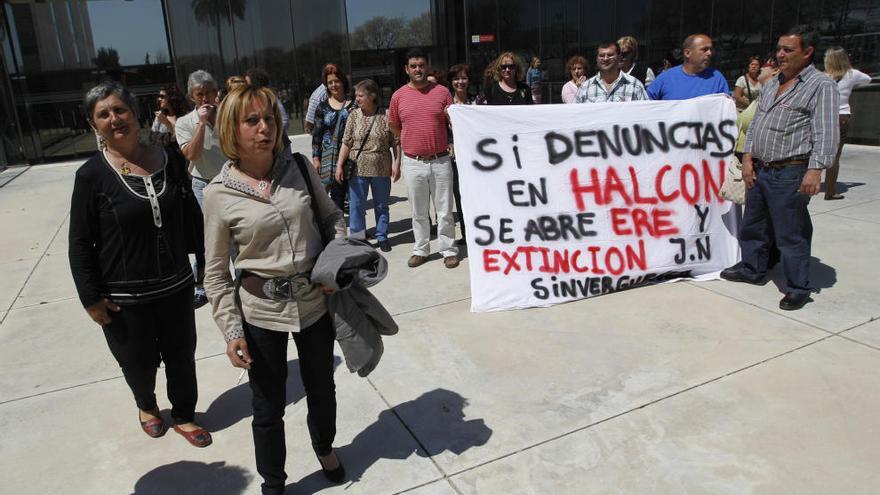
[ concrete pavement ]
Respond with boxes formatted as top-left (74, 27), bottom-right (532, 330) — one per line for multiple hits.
top-left (0, 141), bottom-right (878, 494)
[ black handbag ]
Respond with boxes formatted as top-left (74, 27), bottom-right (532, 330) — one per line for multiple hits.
top-left (344, 112), bottom-right (378, 180)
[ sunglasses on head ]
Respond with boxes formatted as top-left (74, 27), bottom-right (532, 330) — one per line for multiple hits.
top-left (500, 64), bottom-right (516, 70)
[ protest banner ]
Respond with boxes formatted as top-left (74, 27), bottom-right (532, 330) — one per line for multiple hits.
top-left (448, 95), bottom-right (740, 312)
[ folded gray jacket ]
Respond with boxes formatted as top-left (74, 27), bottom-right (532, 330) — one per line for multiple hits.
top-left (311, 237), bottom-right (398, 377)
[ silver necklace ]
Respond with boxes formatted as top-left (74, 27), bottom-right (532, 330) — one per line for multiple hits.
top-left (237, 165), bottom-right (271, 191)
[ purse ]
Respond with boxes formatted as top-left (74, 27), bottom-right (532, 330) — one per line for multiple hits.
top-left (720, 154), bottom-right (746, 205)
top-left (344, 112), bottom-right (378, 180)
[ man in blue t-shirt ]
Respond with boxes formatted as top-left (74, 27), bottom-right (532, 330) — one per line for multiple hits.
top-left (648, 34), bottom-right (730, 100)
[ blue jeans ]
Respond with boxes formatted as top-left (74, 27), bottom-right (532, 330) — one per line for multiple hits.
top-left (348, 176), bottom-right (391, 241)
top-left (739, 165), bottom-right (813, 294)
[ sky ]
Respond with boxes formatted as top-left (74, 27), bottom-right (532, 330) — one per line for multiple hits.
top-left (86, 0), bottom-right (169, 66)
top-left (345, 0), bottom-right (431, 30)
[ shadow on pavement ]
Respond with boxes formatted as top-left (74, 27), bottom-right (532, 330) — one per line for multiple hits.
top-left (131, 460), bottom-right (252, 495)
top-left (768, 256), bottom-right (837, 294)
top-left (287, 388), bottom-right (492, 494)
top-left (199, 356), bottom-right (342, 433)
top-left (820, 181), bottom-right (865, 194)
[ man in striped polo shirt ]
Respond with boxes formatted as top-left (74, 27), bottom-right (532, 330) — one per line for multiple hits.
top-left (388, 48), bottom-right (459, 269)
top-left (720, 26), bottom-right (839, 311)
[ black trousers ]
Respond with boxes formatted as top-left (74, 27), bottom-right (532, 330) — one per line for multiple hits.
top-left (329, 179), bottom-right (348, 214)
top-left (101, 284), bottom-right (198, 424)
top-left (244, 313), bottom-right (337, 494)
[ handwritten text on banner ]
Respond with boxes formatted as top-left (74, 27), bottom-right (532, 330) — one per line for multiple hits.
top-left (448, 95), bottom-right (740, 312)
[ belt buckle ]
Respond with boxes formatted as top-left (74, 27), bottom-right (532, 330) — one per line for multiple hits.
top-left (263, 274), bottom-right (312, 301)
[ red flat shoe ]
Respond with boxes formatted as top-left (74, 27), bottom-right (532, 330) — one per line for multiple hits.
top-left (172, 424), bottom-right (212, 448)
top-left (139, 409), bottom-right (166, 438)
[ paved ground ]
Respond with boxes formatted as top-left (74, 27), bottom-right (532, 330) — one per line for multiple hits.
top-left (0, 139), bottom-right (878, 495)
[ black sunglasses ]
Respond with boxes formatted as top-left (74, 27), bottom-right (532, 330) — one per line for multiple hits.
top-left (500, 64), bottom-right (516, 70)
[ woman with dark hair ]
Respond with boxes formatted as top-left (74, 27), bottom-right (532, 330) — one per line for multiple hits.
top-left (150, 84), bottom-right (190, 151)
top-left (758, 52), bottom-right (779, 84)
top-left (205, 85), bottom-right (347, 494)
top-left (334, 79), bottom-right (401, 251)
top-left (660, 49), bottom-right (683, 73)
top-left (485, 52), bottom-right (533, 105)
top-left (312, 63), bottom-right (355, 212)
top-left (734, 56), bottom-right (762, 110)
top-left (426, 67), bottom-right (446, 86)
top-left (561, 55), bottom-right (588, 103)
top-left (446, 64), bottom-right (484, 244)
top-left (69, 81), bottom-right (210, 448)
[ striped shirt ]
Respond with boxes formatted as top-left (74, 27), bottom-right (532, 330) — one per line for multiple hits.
top-left (575, 71), bottom-right (648, 103)
top-left (305, 84), bottom-right (328, 125)
top-left (744, 64), bottom-right (839, 170)
top-left (388, 82), bottom-right (453, 156)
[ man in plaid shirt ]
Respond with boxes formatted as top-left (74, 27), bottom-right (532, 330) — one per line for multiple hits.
top-left (575, 41), bottom-right (648, 103)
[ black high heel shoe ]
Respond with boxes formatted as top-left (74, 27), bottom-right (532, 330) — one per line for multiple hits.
top-left (318, 451), bottom-right (345, 483)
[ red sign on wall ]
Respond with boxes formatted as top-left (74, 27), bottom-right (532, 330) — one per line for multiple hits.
top-left (471, 34), bottom-right (496, 43)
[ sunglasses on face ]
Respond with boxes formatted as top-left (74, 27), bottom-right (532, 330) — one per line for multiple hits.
top-left (500, 64), bottom-right (516, 70)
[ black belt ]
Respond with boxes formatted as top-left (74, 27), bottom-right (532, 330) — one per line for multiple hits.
top-left (404, 151), bottom-right (449, 161)
top-left (755, 156), bottom-right (809, 169)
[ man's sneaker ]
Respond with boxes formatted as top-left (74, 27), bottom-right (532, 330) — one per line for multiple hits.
top-left (444, 256), bottom-right (460, 269)
top-left (408, 255), bottom-right (428, 268)
top-left (378, 240), bottom-right (392, 252)
top-left (193, 292), bottom-right (209, 309)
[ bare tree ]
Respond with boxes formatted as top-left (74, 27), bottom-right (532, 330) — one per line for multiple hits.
top-left (400, 12), bottom-right (433, 47)
top-left (350, 16), bottom-right (406, 50)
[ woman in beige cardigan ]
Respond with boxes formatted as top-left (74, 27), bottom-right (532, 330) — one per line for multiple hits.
top-left (203, 85), bottom-right (346, 494)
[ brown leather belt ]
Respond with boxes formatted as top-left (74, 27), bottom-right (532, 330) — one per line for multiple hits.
top-left (239, 271), bottom-right (313, 301)
top-left (404, 151), bottom-right (449, 161)
top-left (755, 156), bottom-right (809, 169)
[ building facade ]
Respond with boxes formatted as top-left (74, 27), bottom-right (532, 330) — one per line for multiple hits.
top-left (1, 0), bottom-right (877, 166)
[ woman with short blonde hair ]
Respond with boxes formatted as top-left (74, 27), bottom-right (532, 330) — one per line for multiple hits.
top-left (204, 85), bottom-right (347, 493)
top-left (823, 47), bottom-right (871, 200)
top-left (485, 51), bottom-right (533, 105)
top-left (215, 86), bottom-right (284, 160)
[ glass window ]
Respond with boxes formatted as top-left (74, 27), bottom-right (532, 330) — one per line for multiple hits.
top-left (3, 0), bottom-right (173, 163)
top-left (347, 0), bottom-right (433, 50)
top-left (347, 0), bottom-right (435, 109)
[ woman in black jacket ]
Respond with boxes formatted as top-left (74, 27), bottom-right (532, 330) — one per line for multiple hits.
top-left (68, 81), bottom-right (211, 448)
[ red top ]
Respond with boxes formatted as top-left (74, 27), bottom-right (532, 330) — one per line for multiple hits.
top-left (387, 83), bottom-right (453, 156)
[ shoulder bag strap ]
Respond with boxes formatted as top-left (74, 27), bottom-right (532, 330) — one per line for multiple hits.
top-left (745, 75), bottom-right (752, 100)
top-left (354, 113), bottom-right (378, 161)
top-left (294, 152), bottom-right (330, 246)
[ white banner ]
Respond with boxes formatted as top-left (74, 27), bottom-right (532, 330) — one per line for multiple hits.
top-left (449, 95), bottom-right (740, 312)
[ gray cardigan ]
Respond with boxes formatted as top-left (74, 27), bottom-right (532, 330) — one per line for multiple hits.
top-left (311, 237), bottom-right (398, 376)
